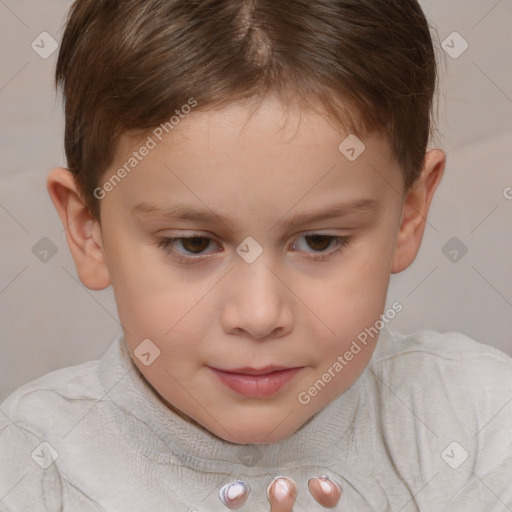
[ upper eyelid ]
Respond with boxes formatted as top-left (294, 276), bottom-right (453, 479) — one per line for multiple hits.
top-left (163, 231), bottom-right (348, 242)
top-left (162, 230), bottom-right (348, 240)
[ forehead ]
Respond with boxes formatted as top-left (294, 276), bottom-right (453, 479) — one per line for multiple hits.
top-left (121, 93), bottom-right (367, 152)
top-left (104, 97), bottom-right (402, 223)
top-left (118, 96), bottom-right (395, 169)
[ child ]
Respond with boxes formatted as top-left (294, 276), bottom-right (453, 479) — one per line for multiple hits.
top-left (1, 0), bottom-right (512, 510)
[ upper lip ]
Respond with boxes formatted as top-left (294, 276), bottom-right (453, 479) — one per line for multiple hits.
top-left (211, 366), bottom-right (299, 376)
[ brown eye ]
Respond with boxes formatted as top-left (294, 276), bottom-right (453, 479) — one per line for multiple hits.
top-left (156, 236), bottom-right (217, 258)
top-left (291, 233), bottom-right (352, 261)
top-left (180, 237), bottom-right (211, 254)
top-left (305, 235), bottom-right (334, 252)
top-left (156, 235), bottom-right (222, 265)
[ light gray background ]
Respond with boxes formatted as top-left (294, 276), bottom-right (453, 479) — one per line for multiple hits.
top-left (0, 0), bottom-right (511, 402)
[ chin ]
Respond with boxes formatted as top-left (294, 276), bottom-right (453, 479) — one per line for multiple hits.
top-left (207, 419), bottom-right (301, 445)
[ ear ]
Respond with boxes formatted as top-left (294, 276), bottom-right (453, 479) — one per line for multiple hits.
top-left (391, 149), bottom-right (446, 273)
top-left (47, 167), bottom-right (111, 290)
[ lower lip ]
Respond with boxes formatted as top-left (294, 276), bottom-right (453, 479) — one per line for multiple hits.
top-left (210, 367), bottom-right (302, 398)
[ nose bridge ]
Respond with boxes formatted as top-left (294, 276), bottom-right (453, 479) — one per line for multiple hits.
top-left (222, 250), bottom-right (292, 338)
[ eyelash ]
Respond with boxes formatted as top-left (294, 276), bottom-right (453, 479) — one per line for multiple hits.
top-left (156, 233), bottom-right (352, 265)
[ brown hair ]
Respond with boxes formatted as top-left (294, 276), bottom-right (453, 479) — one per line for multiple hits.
top-left (56, 0), bottom-right (439, 222)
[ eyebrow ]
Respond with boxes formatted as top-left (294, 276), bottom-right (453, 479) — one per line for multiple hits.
top-left (131, 198), bottom-right (378, 229)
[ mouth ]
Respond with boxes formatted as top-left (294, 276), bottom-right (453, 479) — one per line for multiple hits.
top-left (208, 366), bottom-right (303, 398)
top-left (214, 365), bottom-right (296, 376)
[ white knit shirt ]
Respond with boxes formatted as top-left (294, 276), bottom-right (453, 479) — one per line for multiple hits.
top-left (1, 326), bottom-right (512, 511)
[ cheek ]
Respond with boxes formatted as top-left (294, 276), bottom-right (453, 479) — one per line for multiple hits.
top-left (319, 254), bottom-right (391, 328)
top-left (103, 233), bottom-right (199, 341)
top-left (309, 244), bottom-right (393, 366)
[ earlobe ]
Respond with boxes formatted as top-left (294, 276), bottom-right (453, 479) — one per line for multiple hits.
top-left (391, 149), bottom-right (446, 274)
top-left (47, 167), bottom-right (111, 290)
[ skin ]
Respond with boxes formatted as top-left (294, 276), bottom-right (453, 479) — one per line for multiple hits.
top-left (47, 95), bottom-right (445, 510)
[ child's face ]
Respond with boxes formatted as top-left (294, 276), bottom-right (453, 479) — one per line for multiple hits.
top-left (79, 97), bottom-right (423, 444)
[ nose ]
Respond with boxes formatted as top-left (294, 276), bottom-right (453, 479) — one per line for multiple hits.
top-left (221, 256), bottom-right (293, 340)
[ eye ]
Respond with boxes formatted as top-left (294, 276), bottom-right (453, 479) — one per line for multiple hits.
top-left (156, 235), bottom-right (220, 264)
top-left (156, 233), bottom-right (352, 265)
top-left (290, 233), bottom-right (352, 261)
